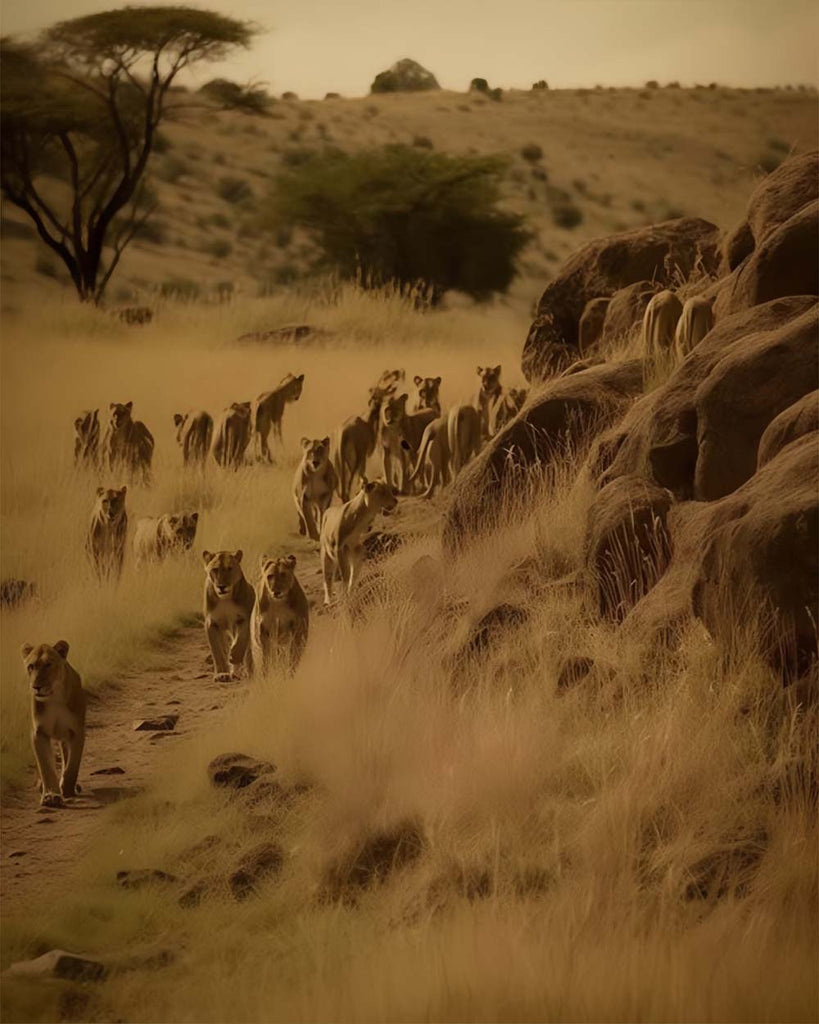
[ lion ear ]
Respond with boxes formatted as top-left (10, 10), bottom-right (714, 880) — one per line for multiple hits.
top-left (286, 554), bottom-right (297, 568)
top-left (74, 417), bottom-right (83, 431)
top-left (494, 365), bottom-right (501, 375)
top-left (190, 512), bottom-right (199, 523)
top-left (53, 640), bottom-right (70, 659)
top-left (21, 643), bottom-right (33, 661)
top-left (234, 549), bottom-right (243, 564)
top-left (202, 550), bottom-right (212, 565)
top-left (119, 485), bottom-right (127, 496)
top-left (297, 374), bottom-right (305, 383)
top-left (435, 376), bottom-right (441, 385)
top-left (125, 400), bottom-right (133, 411)
top-left (174, 413), bottom-right (183, 427)
top-left (413, 375), bottom-right (422, 386)
top-left (476, 366), bottom-right (483, 376)
top-left (301, 437), bottom-right (311, 448)
top-left (321, 436), bottom-right (330, 447)
top-left (109, 402), bottom-right (117, 410)
top-left (96, 486), bottom-right (105, 497)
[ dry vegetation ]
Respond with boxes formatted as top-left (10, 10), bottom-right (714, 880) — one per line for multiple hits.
top-left (1, 85), bottom-right (817, 314)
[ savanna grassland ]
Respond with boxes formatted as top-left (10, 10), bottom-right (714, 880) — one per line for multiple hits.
top-left (1, 85), bottom-right (817, 1024)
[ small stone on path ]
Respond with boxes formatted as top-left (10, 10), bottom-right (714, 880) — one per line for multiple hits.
top-left (133, 715), bottom-right (178, 732)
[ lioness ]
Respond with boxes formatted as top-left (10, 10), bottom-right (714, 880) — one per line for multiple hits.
top-left (87, 486), bottom-right (128, 580)
top-left (293, 436), bottom-right (337, 541)
top-left (407, 414), bottom-right (450, 498)
top-left (447, 403), bottom-right (482, 476)
top-left (252, 373), bottom-right (304, 461)
top-left (320, 477), bottom-right (397, 604)
top-left (489, 386), bottom-right (528, 436)
top-left (475, 365), bottom-right (503, 439)
top-left (379, 393), bottom-right (436, 494)
top-left (412, 375), bottom-right (442, 415)
top-left (74, 409), bottom-right (100, 467)
top-left (373, 369), bottom-right (405, 396)
top-left (253, 554), bottom-right (309, 672)
top-left (133, 512), bottom-right (199, 565)
top-left (102, 402), bottom-right (154, 482)
top-left (212, 402), bottom-right (252, 468)
top-left (642, 290), bottom-right (683, 364)
top-left (202, 550), bottom-right (255, 682)
top-left (333, 389), bottom-right (383, 501)
top-left (174, 410), bottom-right (213, 465)
top-left (674, 295), bottom-right (715, 360)
top-left (21, 640), bottom-right (86, 808)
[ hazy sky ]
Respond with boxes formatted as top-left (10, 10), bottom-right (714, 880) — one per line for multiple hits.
top-left (2, 0), bottom-right (817, 98)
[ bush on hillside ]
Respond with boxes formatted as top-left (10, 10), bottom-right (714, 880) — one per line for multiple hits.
top-left (201, 78), bottom-right (273, 116)
top-left (532, 80), bottom-right (549, 90)
top-left (469, 78), bottom-right (489, 93)
top-left (370, 58), bottom-right (439, 94)
top-left (269, 144), bottom-right (530, 302)
top-left (216, 176), bottom-right (254, 204)
top-left (521, 143), bottom-right (543, 162)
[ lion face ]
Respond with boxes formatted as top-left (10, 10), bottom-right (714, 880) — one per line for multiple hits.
top-left (261, 554), bottom-right (297, 599)
top-left (301, 436), bottom-right (331, 472)
top-left (381, 393), bottom-right (408, 427)
top-left (163, 512), bottom-right (199, 551)
top-left (413, 376), bottom-right (442, 412)
top-left (173, 412), bottom-right (188, 444)
top-left (202, 550), bottom-right (243, 597)
top-left (360, 477), bottom-right (398, 514)
top-left (230, 402), bottom-right (252, 419)
top-left (95, 486), bottom-right (127, 521)
top-left (477, 365), bottom-right (502, 395)
top-left (109, 401), bottom-right (134, 429)
top-left (21, 640), bottom-right (70, 702)
top-left (280, 373), bottom-right (305, 402)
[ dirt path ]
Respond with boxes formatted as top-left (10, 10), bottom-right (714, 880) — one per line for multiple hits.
top-left (1, 561), bottom-right (329, 913)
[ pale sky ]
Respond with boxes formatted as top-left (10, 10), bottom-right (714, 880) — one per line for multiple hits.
top-left (2, 0), bottom-right (817, 98)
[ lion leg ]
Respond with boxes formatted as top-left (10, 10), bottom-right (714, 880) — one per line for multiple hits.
top-left (60, 732), bottom-right (84, 798)
top-left (230, 621), bottom-right (253, 679)
top-left (32, 730), bottom-right (62, 806)
top-left (303, 498), bottom-right (320, 542)
top-left (206, 618), bottom-right (230, 682)
top-left (321, 546), bottom-right (335, 606)
top-left (346, 544), bottom-right (364, 593)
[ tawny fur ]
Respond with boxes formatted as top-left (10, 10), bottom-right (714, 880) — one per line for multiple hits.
top-left (642, 290), bottom-right (683, 363)
top-left (293, 436), bottom-right (337, 541)
top-left (102, 402), bottom-right (154, 481)
top-left (174, 410), bottom-right (213, 465)
top-left (252, 373), bottom-right (304, 461)
top-left (447, 403), bottom-right (483, 476)
top-left (674, 295), bottom-right (715, 360)
top-left (133, 512), bottom-right (198, 565)
top-left (475, 365), bottom-right (503, 440)
top-left (86, 486), bottom-right (128, 580)
top-left (212, 402), bottom-right (252, 468)
top-left (408, 415), bottom-right (451, 498)
top-left (202, 550), bottom-right (255, 682)
top-left (253, 554), bottom-right (309, 672)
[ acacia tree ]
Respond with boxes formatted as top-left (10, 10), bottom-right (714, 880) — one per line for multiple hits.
top-left (1, 7), bottom-right (255, 303)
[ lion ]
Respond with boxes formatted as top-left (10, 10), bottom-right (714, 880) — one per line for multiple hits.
top-left (674, 295), bottom-right (715, 360)
top-left (174, 410), bottom-right (213, 465)
top-left (252, 373), bottom-right (304, 461)
top-left (475, 365), bottom-right (503, 439)
top-left (489, 386), bottom-right (528, 436)
top-left (133, 512), bottom-right (199, 565)
top-left (21, 639), bottom-right (86, 808)
top-left (86, 486), bottom-right (128, 580)
top-left (102, 402), bottom-right (154, 482)
top-left (379, 393), bottom-right (436, 494)
top-left (202, 550), bottom-right (255, 682)
top-left (447, 403), bottom-right (482, 477)
top-left (412, 375), bottom-right (442, 415)
top-left (333, 389), bottom-right (384, 501)
top-left (212, 402), bottom-right (252, 469)
top-left (320, 477), bottom-right (397, 605)
top-left (642, 290), bottom-right (683, 364)
top-left (407, 414), bottom-right (450, 498)
top-left (74, 409), bottom-right (100, 467)
top-left (293, 436), bottom-right (337, 541)
top-left (373, 369), bottom-right (405, 396)
top-left (253, 554), bottom-right (309, 672)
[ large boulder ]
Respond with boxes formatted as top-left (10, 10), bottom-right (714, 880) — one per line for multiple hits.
top-left (584, 474), bottom-right (674, 622)
top-left (694, 302), bottom-right (818, 500)
top-left (578, 297), bottom-right (611, 356)
top-left (692, 434), bottom-right (818, 683)
top-left (443, 361), bottom-right (643, 550)
top-left (714, 200), bottom-right (819, 319)
top-left (721, 151), bottom-right (818, 272)
top-left (757, 391), bottom-right (819, 468)
top-left (370, 59), bottom-right (439, 94)
top-left (522, 218), bottom-right (721, 382)
top-left (589, 297), bottom-right (818, 500)
top-left (600, 280), bottom-right (659, 347)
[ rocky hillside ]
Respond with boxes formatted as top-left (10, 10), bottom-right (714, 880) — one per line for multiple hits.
top-left (1, 85), bottom-right (816, 312)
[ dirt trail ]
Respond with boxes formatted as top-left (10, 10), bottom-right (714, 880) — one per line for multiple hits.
top-left (1, 560), bottom-right (329, 913)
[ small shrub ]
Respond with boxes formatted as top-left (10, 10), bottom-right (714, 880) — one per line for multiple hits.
top-left (282, 91), bottom-right (299, 100)
top-left (767, 137), bottom-right (790, 154)
top-left (237, 219), bottom-right (262, 240)
top-left (133, 219), bottom-right (168, 244)
top-left (206, 238), bottom-right (233, 259)
top-left (216, 176), bottom-right (254, 204)
top-left (520, 143), bottom-right (543, 162)
top-left (324, 92), bottom-right (341, 100)
top-left (757, 152), bottom-right (784, 174)
top-left (469, 78), bottom-right (489, 93)
top-left (35, 254), bottom-right (58, 278)
top-left (213, 152), bottom-right (227, 166)
top-left (298, 109), bottom-right (315, 122)
top-left (156, 156), bottom-right (190, 184)
top-left (159, 278), bottom-right (200, 301)
top-left (288, 129), bottom-right (303, 142)
top-left (531, 166), bottom-right (548, 182)
top-left (630, 198), bottom-right (646, 212)
top-left (532, 80), bottom-right (548, 90)
top-left (489, 87), bottom-right (503, 102)
top-left (281, 146), bottom-right (315, 167)
top-left (412, 135), bottom-right (434, 149)
top-left (645, 80), bottom-right (659, 89)
top-left (550, 191), bottom-right (583, 229)
top-left (274, 225), bottom-right (293, 248)
top-left (208, 212), bottom-right (232, 229)
top-left (572, 177), bottom-right (587, 194)
top-left (200, 78), bottom-right (273, 116)
top-left (152, 131), bottom-right (172, 154)
top-left (666, 81), bottom-right (681, 89)
top-left (456, 104), bottom-right (472, 113)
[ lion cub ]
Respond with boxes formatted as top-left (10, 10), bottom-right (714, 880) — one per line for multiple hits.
top-left (133, 512), bottom-right (199, 565)
top-left (320, 477), bottom-right (397, 605)
top-left (293, 437), bottom-right (337, 541)
top-left (87, 486), bottom-right (128, 580)
top-left (21, 640), bottom-right (86, 808)
top-left (253, 555), bottom-right (309, 672)
top-left (202, 550), bottom-right (255, 682)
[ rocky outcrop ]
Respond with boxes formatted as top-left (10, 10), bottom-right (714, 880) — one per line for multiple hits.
top-left (600, 280), bottom-right (659, 347)
top-left (584, 474), bottom-right (674, 621)
top-left (578, 297), bottom-right (610, 355)
top-left (522, 218), bottom-right (721, 381)
top-left (370, 59), bottom-right (439, 94)
top-left (757, 391), bottom-right (819, 468)
top-left (443, 360), bottom-right (643, 549)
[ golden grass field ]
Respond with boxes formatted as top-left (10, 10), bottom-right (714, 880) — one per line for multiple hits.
top-left (1, 85), bottom-right (817, 1024)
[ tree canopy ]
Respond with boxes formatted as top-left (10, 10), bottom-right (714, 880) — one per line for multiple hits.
top-left (1, 6), bottom-right (256, 303)
top-left (269, 145), bottom-right (530, 302)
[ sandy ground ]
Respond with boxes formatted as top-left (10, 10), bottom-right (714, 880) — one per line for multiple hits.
top-left (1, 554), bottom-right (329, 912)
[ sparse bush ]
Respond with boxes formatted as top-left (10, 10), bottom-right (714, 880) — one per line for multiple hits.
top-left (281, 146), bottom-right (315, 167)
top-left (548, 188), bottom-right (583, 229)
top-left (213, 152), bottom-right (227, 166)
top-left (269, 144), bottom-right (530, 302)
top-left (469, 78), bottom-right (489, 93)
top-left (520, 143), bottom-right (543, 162)
top-left (489, 87), bottom-right (503, 102)
top-left (206, 238), bottom-right (233, 259)
top-left (208, 212), bottom-right (232, 229)
top-left (156, 156), bottom-right (190, 184)
top-left (133, 219), bottom-right (168, 244)
top-left (532, 79), bottom-right (548, 90)
top-left (282, 91), bottom-right (299, 100)
top-left (767, 137), bottom-right (790, 154)
top-left (631, 198), bottom-right (646, 212)
top-left (757, 152), bottom-right (784, 174)
top-left (35, 254), bottom-right (58, 278)
top-left (325, 92), bottom-right (341, 100)
top-left (412, 135), bottom-right (434, 149)
top-left (298, 109), bottom-right (315, 122)
top-left (572, 177), bottom-right (587, 194)
top-left (200, 78), bottom-right (273, 116)
top-left (370, 58), bottom-right (440, 94)
top-left (152, 131), bottom-right (172, 154)
top-left (645, 79), bottom-right (659, 89)
top-left (274, 225), bottom-right (293, 248)
top-left (666, 80), bottom-right (681, 88)
top-left (531, 166), bottom-right (548, 181)
top-left (159, 277), bottom-right (200, 301)
top-left (216, 176), bottom-right (254, 204)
